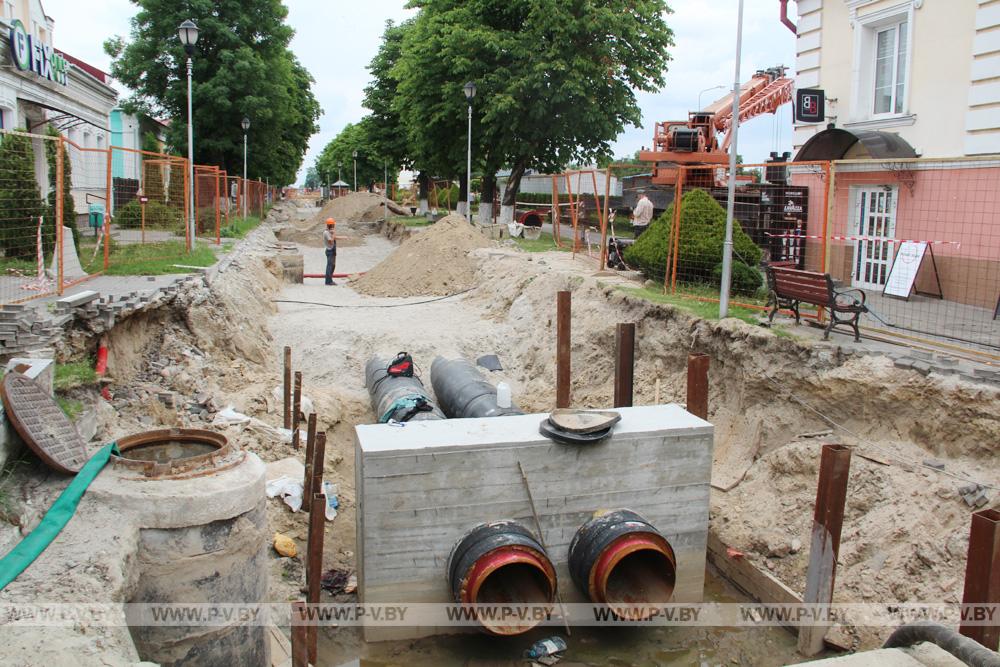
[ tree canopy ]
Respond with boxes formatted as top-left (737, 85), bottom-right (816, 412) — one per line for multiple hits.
top-left (315, 120), bottom-right (397, 191)
top-left (105, 0), bottom-right (321, 186)
top-left (389, 0), bottom-right (674, 208)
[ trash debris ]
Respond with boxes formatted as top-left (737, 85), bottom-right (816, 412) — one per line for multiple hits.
top-left (214, 406), bottom-right (294, 444)
top-left (213, 406), bottom-right (251, 426)
top-left (923, 459), bottom-right (946, 471)
top-left (273, 533), bottom-right (297, 558)
top-left (322, 481), bottom-right (339, 521)
top-left (270, 385), bottom-right (314, 417)
top-left (321, 568), bottom-right (353, 595)
top-left (524, 636), bottom-right (566, 662)
top-left (476, 354), bottom-right (503, 372)
top-left (266, 475), bottom-right (304, 513)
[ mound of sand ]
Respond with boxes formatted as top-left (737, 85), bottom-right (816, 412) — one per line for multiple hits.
top-left (352, 214), bottom-right (491, 297)
top-left (317, 192), bottom-right (408, 224)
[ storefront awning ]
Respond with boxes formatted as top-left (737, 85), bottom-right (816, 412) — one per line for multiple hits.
top-left (794, 127), bottom-right (917, 161)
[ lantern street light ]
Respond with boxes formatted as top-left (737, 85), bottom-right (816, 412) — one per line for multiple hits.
top-left (241, 117), bottom-right (250, 218)
top-left (463, 81), bottom-right (477, 224)
top-left (178, 19), bottom-right (199, 247)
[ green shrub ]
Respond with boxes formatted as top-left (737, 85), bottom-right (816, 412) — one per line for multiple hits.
top-left (623, 188), bottom-right (761, 285)
top-left (45, 127), bottom-right (79, 255)
top-left (0, 131), bottom-right (46, 261)
top-left (115, 199), bottom-right (182, 231)
top-left (712, 261), bottom-right (762, 296)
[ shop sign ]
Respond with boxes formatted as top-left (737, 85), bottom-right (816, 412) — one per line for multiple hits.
top-left (8, 20), bottom-right (68, 86)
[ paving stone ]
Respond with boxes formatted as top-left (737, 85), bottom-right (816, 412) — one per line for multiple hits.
top-left (911, 360), bottom-right (931, 376)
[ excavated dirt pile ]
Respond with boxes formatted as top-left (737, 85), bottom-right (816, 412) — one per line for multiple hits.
top-left (352, 213), bottom-right (492, 297)
top-left (278, 192), bottom-right (406, 247)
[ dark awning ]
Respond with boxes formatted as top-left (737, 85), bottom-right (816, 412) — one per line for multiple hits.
top-left (794, 127), bottom-right (917, 161)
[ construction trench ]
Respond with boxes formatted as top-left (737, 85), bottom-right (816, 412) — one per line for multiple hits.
top-left (0, 193), bottom-right (997, 666)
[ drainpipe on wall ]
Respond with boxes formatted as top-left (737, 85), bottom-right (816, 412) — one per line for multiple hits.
top-left (780, 0), bottom-right (797, 35)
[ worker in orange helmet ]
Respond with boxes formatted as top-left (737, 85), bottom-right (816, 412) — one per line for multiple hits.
top-left (323, 218), bottom-right (337, 285)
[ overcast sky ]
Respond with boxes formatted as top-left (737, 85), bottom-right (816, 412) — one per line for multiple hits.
top-left (46, 0), bottom-right (795, 185)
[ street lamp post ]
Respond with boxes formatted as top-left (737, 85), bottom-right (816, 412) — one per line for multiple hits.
top-left (178, 19), bottom-right (199, 248)
top-left (352, 150), bottom-right (358, 192)
top-left (463, 81), bottom-right (477, 224)
top-left (719, 0), bottom-right (746, 319)
top-left (241, 117), bottom-right (250, 219)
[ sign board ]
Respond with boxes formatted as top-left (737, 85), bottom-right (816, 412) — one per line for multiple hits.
top-left (139, 196), bottom-right (149, 204)
top-left (795, 88), bottom-right (825, 124)
top-left (7, 20), bottom-right (68, 86)
top-left (883, 241), bottom-right (927, 298)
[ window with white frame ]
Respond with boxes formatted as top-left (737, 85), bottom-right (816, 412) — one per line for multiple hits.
top-left (873, 20), bottom-right (907, 115)
top-left (848, 2), bottom-right (916, 125)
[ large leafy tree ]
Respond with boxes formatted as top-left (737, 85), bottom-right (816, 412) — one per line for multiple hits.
top-left (394, 0), bottom-right (674, 220)
top-left (104, 0), bottom-right (320, 186)
top-left (315, 120), bottom-right (396, 192)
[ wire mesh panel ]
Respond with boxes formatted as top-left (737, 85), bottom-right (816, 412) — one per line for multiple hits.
top-left (0, 129), bottom-right (63, 304)
top-left (824, 158), bottom-right (1000, 353)
top-left (195, 165), bottom-right (220, 243)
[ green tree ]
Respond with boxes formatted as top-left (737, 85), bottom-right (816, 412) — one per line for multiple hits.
top-left (45, 128), bottom-right (79, 255)
top-left (393, 0), bottom-right (674, 220)
top-left (0, 132), bottom-right (46, 261)
top-left (363, 20), bottom-right (413, 174)
top-left (314, 120), bottom-right (395, 192)
top-left (303, 167), bottom-right (319, 190)
top-left (104, 0), bottom-right (321, 186)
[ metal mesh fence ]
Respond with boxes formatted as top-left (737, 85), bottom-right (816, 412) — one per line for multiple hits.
top-left (195, 165), bottom-right (221, 243)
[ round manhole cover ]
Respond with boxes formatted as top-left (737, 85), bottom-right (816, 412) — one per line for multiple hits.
top-left (1, 372), bottom-right (88, 474)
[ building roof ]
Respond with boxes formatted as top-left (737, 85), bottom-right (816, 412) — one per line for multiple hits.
top-left (55, 51), bottom-right (108, 84)
top-left (794, 128), bottom-right (918, 161)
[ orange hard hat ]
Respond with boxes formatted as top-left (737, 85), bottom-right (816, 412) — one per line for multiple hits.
top-left (326, 218), bottom-right (336, 226)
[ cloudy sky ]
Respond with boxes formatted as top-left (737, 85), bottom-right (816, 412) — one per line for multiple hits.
top-left (46, 0), bottom-right (796, 185)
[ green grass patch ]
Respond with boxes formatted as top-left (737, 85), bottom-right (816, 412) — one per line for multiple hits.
top-left (56, 396), bottom-right (85, 421)
top-left (0, 257), bottom-right (42, 273)
top-left (394, 216), bottom-right (433, 227)
top-left (220, 215), bottom-right (262, 239)
top-left (513, 232), bottom-right (571, 253)
top-left (54, 360), bottom-right (98, 392)
top-left (79, 240), bottom-right (216, 276)
top-left (618, 285), bottom-right (762, 324)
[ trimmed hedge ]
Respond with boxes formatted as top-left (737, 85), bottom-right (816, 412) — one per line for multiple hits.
top-left (623, 188), bottom-right (762, 291)
top-left (115, 199), bottom-right (183, 231)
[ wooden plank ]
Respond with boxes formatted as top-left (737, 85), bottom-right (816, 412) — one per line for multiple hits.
top-left (707, 530), bottom-right (802, 607)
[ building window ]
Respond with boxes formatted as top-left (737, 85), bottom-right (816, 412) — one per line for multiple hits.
top-left (873, 21), bottom-right (907, 116)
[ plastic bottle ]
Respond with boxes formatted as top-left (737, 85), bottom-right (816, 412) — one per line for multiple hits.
top-left (524, 636), bottom-right (567, 660)
top-left (496, 381), bottom-right (512, 409)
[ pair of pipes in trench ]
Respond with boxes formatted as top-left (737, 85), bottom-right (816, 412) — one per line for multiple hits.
top-left (447, 510), bottom-right (677, 635)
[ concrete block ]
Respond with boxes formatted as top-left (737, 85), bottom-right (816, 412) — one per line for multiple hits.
top-left (355, 404), bottom-right (713, 641)
top-left (893, 359), bottom-right (914, 371)
top-left (56, 290), bottom-right (100, 309)
top-left (911, 361), bottom-right (932, 376)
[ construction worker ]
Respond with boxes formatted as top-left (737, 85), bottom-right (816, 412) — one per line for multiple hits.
top-left (631, 191), bottom-right (654, 239)
top-left (323, 218), bottom-right (337, 285)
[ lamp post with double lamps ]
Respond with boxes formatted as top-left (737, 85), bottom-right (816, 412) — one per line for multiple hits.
top-left (241, 117), bottom-right (250, 218)
top-left (178, 19), bottom-right (199, 247)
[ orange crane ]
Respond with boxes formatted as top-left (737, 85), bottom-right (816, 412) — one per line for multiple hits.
top-left (638, 66), bottom-right (794, 186)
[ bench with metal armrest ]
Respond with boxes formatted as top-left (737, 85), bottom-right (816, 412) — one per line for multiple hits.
top-left (766, 265), bottom-right (867, 341)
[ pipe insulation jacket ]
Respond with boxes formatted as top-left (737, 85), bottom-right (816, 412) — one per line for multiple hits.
top-left (430, 357), bottom-right (523, 419)
top-left (883, 622), bottom-right (1000, 667)
top-left (365, 356), bottom-right (444, 422)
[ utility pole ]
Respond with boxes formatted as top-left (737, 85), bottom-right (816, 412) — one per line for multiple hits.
top-left (719, 0), bottom-right (745, 319)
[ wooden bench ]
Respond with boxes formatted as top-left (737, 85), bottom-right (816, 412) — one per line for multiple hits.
top-left (766, 265), bottom-right (867, 342)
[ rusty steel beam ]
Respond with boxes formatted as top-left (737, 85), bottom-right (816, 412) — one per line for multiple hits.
top-left (291, 601), bottom-right (307, 667)
top-left (292, 371), bottom-right (302, 449)
top-left (686, 353), bottom-right (710, 420)
top-left (306, 492), bottom-right (326, 665)
top-left (303, 414), bottom-right (317, 504)
top-left (556, 291), bottom-right (571, 408)
top-left (283, 346), bottom-right (292, 429)
top-left (613, 323), bottom-right (636, 408)
top-left (798, 444), bottom-right (852, 657)
top-left (959, 508), bottom-right (1000, 649)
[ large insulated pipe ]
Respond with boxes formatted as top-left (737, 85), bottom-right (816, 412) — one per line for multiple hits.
top-left (568, 509), bottom-right (677, 620)
top-left (447, 520), bottom-right (557, 636)
top-left (430, 357), bottom-right (523, 418)
top-left (365, 356), bottom-right (445, 422)
top-left (884, 622), bottom-right (1000, 667)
